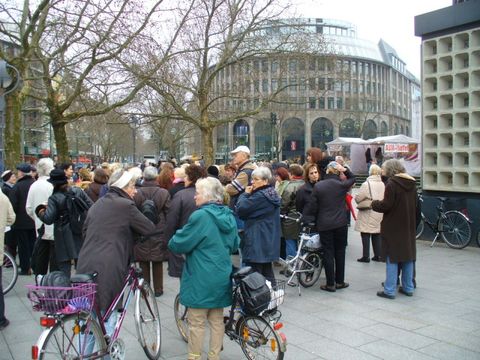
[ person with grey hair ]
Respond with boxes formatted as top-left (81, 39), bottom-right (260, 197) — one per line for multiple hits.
top-left (354, 164), bottom-right (385, 263)
top-left (76, 169), bottom-right (156, 336)
top-left (169, 177), bottom-right (239, 360)
top-left (372, 159), bottom-right (417, 299)
top-left (26, 158), bottom-right (57, 274)
top-left (133, 166), bottom-right (170, 297)
top-left (236, 166), bottom-right (281, 280)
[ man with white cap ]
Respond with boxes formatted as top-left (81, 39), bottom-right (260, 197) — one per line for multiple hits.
top-left (8, 163), bottom-right (36, 275)
top-left (225, 146), bottom-right (256, 236)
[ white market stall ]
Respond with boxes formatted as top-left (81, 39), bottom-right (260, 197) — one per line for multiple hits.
top-left (328, 135), bottom-right (421, 175)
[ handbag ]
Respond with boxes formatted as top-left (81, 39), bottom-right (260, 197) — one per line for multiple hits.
top-left (356, 181), bottom-right (373, 210)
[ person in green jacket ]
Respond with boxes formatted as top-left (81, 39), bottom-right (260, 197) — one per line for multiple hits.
top-left (169, 177), bottom-right (239, 360)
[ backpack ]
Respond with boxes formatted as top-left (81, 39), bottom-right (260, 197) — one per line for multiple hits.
top-left (239, 272), bottom-right (271, 315)
top-left (141, 199), bottom-right (159, 224)
top-left (139, 188), bottom-right (161, 224)
top-left (65, 189), bottom-right (90, 235)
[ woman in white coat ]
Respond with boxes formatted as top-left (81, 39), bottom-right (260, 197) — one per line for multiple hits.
top-left (354, 164), bottom-right (385, 262)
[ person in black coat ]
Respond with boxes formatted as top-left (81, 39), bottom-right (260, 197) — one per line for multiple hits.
top-left (36, 169), bottom-right (93, 277)
top-left (8, 163), bottom-right (36, 275)
top-left (303, 161), bottom-right (355, 292)
top-left (165, 164), bottom-right (206, 277)
top-left (296, 163), bottom-right (320, 214)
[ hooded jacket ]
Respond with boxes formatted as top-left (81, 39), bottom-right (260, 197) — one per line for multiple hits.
top-left (236, 185), bottom-right (281, 263)
top-left (371, 174), bottom-right (417, 263)
top-left (169, 203), bottom-right (239, 308)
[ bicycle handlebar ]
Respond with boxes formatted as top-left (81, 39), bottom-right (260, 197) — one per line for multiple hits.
top-left (279, 214), bottom-right (302, 222)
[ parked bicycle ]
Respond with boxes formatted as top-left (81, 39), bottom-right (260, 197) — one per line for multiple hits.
top-left (278, 213), bottom-right (324, 295)
top-left (27, 264), bottom-right (161, 360)
top-left (416, 194), bottom-right (472, 249)
top-left (174, 266), bottom-right (287, 360)
top-left (2, 249), bottom-right (18, 295)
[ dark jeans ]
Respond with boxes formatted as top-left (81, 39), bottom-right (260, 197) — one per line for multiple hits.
top-left (33, 239), bottom-right (58, 275)
top-left (13, 229), bottom-right (36, 273)
top-left (4, 231), bottom-right (17, 259)
top-left (0, 267), bottom-right (6, 323)
top-left (319, 226), bottom-right (348, 286)
top-left (360, 233), bottom-right (381, 258)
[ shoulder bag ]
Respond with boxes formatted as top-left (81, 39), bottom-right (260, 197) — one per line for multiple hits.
top-left (356, 181), bottom-right (373, 210)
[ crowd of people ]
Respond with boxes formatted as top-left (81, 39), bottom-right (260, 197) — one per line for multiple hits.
top-left (0, 146), bottom-right (417, 357)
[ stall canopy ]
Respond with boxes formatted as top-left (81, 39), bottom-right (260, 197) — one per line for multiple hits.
top-left (327, 135), bottom-right (421, 176)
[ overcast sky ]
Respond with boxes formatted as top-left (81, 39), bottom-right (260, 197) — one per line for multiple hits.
top-left (291, 0), bottom-right (452, 78)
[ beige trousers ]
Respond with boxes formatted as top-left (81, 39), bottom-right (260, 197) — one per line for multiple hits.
top-left (187, 307), bottom-right (224, 360)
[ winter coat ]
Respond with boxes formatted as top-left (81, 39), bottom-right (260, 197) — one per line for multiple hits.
top-left (9, 175), bottom-right (36, 229)
top-left (303, 170), bottom-right (356, 232)
top-left (37, 187), bottom-right (94, 262)
top-left (76, 187), bottom-right (155, 310)
top-left (133, 180), bottom-right (170, 262)
top-left (354, 175), bottom-right (385, 234)
top-left (26, 176), bottom-right (54, 240)
top-left (295, 181), bottom-right (315, 214)
top-left (0, 191), bottom-right (16, 266)
top-left (169, 203), bottom-right (239, 309)
top-left (165, 186), bottom-right (197, 277)
top-left (280, 178), bottom-right (304, 240)
top-left (2, 182), bottom-right (14, 197)
top-left (371, 174), bottom-right (417, 263)
top-left (236, 185), bottom-right (281, 263)
top-left (169, 181), bottom-right (185, 198)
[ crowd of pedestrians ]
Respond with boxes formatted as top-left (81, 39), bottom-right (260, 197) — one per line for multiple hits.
top-left (0, 147), bottom-right (417, 353)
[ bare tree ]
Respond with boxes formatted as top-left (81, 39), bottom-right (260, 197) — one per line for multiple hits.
top-left (141, 0), bottom-right (330, 165)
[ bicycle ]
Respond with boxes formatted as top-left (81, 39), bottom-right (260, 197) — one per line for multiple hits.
top-left (416, 194), bottom-right (473, 249)
top-left (173, 266), bottom-right (287, 359)
top-left (278, 214), bottom-right (324, 295)
top-left (2, 249), bottom-right (18, 295)
top-left (27, 264), bottom-right (162, 360)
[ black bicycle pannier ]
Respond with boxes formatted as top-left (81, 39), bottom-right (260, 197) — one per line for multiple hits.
top-left (239, 272), bottom-right (271, 315)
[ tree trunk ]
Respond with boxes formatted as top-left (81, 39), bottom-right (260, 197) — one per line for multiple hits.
top-left (201, 126), bottom-right (215, 166)
top-left (4, 94), bottom-right (22, 168)
top-left (51, 118), bottom-right (70, 163)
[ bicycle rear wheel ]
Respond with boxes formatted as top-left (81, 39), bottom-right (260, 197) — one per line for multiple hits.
top-left (298, 253), bottom-right (322, 288)
top-left (441, 211), bottom-right (472, 249)
top-left (135, 282), bottom-right (161, 360)
top-left (237, 316), bottom-right (285, 360)
top-left (2, 251), bottom-right (18, 295)
top-left (415, 219), bottom-right (425, 240)
top-left (173, 293), bottom-right (189, 342)
top-left (38, 314), bottom-right (106, 359)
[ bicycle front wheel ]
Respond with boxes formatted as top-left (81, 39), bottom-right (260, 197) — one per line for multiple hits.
top-left (441, 211), bottom-right (472, 249)
top-left (298, 253), bottom-right (322, 288)
top-left (238, 316), bottom-right (285, 360)
top-left (39, 314), bottom-right (106, 359)
top-left (415, 219), bottom-right (425, 240)
top-left (2, 251), bottom-right (18, 295)
top-left (135, 282), bottom-right (161, 359)
top-left (173, 293), bottom-right (189, 343)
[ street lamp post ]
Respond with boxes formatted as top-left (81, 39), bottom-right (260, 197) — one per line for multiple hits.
top-left (128, 115), bottom-right (139, 164)
top-left (0, 60), bottom-right (21, 171)
top-left (270, 112), bottom-right (277, 162)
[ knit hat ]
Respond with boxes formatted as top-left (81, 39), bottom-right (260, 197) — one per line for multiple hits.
top-left (1, 170), bottom-right (13, 182)
top-left (207, 165), bottom-right (219, 178)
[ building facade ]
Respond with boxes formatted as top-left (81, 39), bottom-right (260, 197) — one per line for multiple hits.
top-left (415, 0), bottom-right (480, 193)
top-left (183, 18), bottom-right (421, 163)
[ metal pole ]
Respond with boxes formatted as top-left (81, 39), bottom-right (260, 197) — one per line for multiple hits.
top-left (132, 126), bottom-right (136, 164)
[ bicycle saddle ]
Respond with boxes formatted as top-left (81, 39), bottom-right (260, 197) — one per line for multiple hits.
top-left (232, 266), bottom-right (252, 279)
top-left (71, 272), bottom-right (98, 284)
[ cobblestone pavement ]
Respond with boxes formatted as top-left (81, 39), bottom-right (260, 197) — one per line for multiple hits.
top-left (2, 226), bottom-right (480, 359)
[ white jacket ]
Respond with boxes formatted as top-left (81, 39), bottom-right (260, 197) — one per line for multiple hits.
top-left (354, 175), bottom-right (385, 234)
top-left (1, 191), bottom-right (16, 265)
top-left (26, 176), bottom-right (54, 240)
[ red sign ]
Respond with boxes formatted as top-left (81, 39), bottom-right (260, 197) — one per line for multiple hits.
top-left (384, 143), bottom-right (409, 153)
top-left (290, 141), bottom-right (297, 151)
